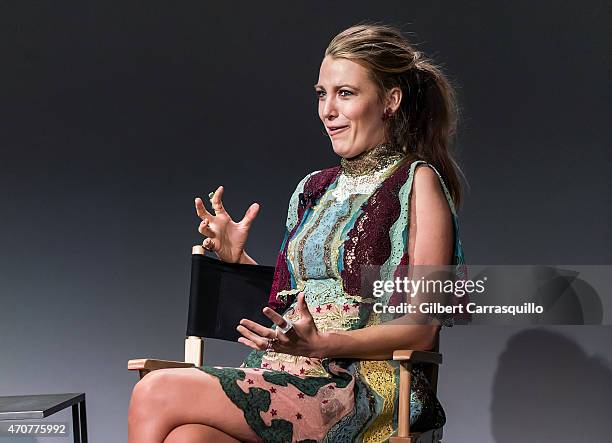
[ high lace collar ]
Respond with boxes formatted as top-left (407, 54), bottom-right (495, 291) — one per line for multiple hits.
top-left (340, 143), bottom-right (405, 177)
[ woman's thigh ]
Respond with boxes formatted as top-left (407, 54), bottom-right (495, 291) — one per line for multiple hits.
top-left (164, 424), bottom-right (241, 443)
top-left (131, 367), bottom-right (260, 442)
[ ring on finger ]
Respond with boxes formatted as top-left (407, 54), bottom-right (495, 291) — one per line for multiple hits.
top-left (277, 318), bottom-right (294, 334)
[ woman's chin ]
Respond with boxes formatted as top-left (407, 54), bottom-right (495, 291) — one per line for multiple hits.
top-left (331, 144), bottom-right (352, 158)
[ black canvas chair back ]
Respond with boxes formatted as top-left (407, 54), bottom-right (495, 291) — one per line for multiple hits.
top-left (186, 253), bottom-right (275, 342)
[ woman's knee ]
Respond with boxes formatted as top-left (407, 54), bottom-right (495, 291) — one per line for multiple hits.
top-left (129, 369), bottom-right (217, 421)
top-left (129, 369), bottom-right (177, 421)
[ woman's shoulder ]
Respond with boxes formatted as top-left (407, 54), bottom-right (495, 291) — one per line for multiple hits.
top-left (301, 165), bottom-right (341, 186)
top-left (409, 160), bottom-right (458, 217)
top-left (412, 162), bottom-right (445, 194)
top-left (292, 165), bottom-right (341, 200)
top-left (284, 166), bottom-right (341, 230)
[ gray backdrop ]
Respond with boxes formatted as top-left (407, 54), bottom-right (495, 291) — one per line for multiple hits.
top-left (0, 1), bottom-right (610, 442)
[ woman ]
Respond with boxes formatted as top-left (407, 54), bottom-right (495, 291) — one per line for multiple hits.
top-left (128, 23), bottom-right (466, 443)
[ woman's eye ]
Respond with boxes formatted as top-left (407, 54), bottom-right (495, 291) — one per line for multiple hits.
top-left (315, 90), bottom-right (353, 99)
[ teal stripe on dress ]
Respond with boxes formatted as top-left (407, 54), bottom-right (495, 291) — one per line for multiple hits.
top-left (285, 173), bottom-right (314, 288)
top-left (286, 170), bottom-right (319, 231)
top-left (302, 199), bottom-right (351, 279)
top-left (287, 171), bottom-right (339, 286)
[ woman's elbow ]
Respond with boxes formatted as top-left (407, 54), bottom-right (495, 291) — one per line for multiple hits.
top-left (413, 324), bottom-right (440, 351)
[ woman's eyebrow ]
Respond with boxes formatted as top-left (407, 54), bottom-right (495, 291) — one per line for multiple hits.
top-left (313, 83), bottom-right (360, 90)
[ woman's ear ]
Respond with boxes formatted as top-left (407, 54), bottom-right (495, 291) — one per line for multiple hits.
top-left (386, 86), bottom-right (402, 114)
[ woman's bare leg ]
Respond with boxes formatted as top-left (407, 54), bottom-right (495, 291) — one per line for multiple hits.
top-left (163, 424), bottom-right (241, 443)
top-left (128, 368), bottom-right (261, 443)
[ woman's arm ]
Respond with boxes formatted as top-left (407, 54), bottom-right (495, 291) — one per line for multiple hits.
top-left (315, 165), bottom-right (454, 360)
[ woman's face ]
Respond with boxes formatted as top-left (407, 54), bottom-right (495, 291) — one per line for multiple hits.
top-left (315, 56), bottom-right (392, 159)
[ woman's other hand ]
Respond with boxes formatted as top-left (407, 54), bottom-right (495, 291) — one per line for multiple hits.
top-left (236, 293), bottom-right (327, 359)
top-left (195, 186), bottom-right (260, 263)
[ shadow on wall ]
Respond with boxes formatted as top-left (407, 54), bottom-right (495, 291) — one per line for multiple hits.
top-left (491, 329), bottom-right (612, 443)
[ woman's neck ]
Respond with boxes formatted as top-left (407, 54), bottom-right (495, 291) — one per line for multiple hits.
top-left (340, 143), bottom-right (405, 177)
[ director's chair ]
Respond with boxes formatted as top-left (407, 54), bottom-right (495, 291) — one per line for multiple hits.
top-left (127, 245), bottom-right (444, 442)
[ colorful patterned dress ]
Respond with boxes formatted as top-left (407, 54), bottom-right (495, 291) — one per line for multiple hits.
top-left (197, 146), bottom-right (466, 442)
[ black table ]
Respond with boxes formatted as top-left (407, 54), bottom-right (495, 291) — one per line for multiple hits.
top-left (0, 393), bottom-right (87, 442)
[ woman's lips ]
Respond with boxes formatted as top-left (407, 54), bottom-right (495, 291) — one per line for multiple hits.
top-left (328, 125), bottom-right (349, 136)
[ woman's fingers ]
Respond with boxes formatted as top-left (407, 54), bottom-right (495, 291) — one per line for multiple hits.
top-left (262, 306), bottom-right (292, 331)
top-left (210, 185), bottom-right (226, 215)
top-left (237, 337), bottom-right (259, 350)
top-left (202, 238), bottom-right (216, 252)
top-left (296, 292), bottom-right (313, 321)
top-left (195, 197), bottom-right (213, 220)
top-left (240, 202), bottom-right (260, 228)
top-left (198, 218), bottom-right (215, 237)
top-left (239, 318), bottom-right (274, 338)
top-left (236, 324), bottom-right (268, 349)
top-left (195, 199), bottom-right (216, 249)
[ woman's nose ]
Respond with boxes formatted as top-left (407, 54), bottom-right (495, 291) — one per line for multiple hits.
top-left (322, 96), bottom-right (338, 119)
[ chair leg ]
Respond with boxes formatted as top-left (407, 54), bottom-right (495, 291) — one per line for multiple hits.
top-left (392, 360), bottom-right (444, 443)
top-left (391, 361), bottom-right (414, 442)
top-left (396, 361), bottom-right (412, 438)
top-left (390, 427), bottom-right (443, 443)
top-left (389, 437), bottom-right (413, 442)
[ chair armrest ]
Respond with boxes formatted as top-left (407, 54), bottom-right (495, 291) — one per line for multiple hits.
top-left (392, 350), bottom-right (442, 365)
top-left (127, 358), bottom-right (195, 371)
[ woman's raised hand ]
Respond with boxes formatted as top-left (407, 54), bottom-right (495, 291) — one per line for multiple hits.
top-left (195, 185), bottom-right (260, 263)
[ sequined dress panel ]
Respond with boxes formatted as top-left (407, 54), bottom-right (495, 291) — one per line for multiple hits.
top-left (197, 153), bottom-right (466, 443)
